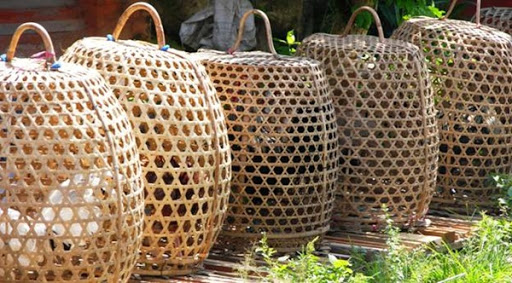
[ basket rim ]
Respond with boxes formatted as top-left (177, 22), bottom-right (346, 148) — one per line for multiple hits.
top-left (72, 36), bottom-right (192, 60)
top-left (0, 59), bottom-right (104, 78)
top-left (195, 49), bottom-right (324, 69)
top-left (397, 16), bottom-right (512, 41)
top-left (302, 33), bottom-right (422, 55)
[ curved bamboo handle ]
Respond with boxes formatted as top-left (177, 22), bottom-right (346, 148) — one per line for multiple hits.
top-left (442, 0), bottom-right (481, 26)
top-left (229, 9), bottom-right (277, 55)
top-left (112, 2), bottom-right (165, 48)
top-left (6, 22), bottom-right (55, 63)
top-left (342, 6), bottom-right (385, 42)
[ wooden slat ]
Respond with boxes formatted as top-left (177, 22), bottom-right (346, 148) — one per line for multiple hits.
top-left (0, 20), bottom-right (85, 35)
top-left (0, 6), bottom-right (82, 24)
top-left (417, 227), bottom-right (458, 242)
top-left (399, 233), bottom-right (443, 246)
top-left (0, 0), bottom-right (77, 9)
top-left (329, 241), bottom-right (385, 253)
top-left (129, 216), bottom-right (475, 282)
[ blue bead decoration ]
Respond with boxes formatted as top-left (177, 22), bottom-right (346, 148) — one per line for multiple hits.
top-left (107, 34), bottom-right (114, 41)
top-left (160, 45), bottom-right (170, 51)
top-left (0, 54), bottom-right (6, 62)
top-left (51, 62), bottom-right (61, 70)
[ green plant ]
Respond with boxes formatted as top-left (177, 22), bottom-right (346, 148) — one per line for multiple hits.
top-left (239, 234), bottom-right (369, 282)
top-left (377, 0), bottom-right (447, 37)
top-left (350, 206), bottom-right (416, 282)
top-left (240, 212), bottom-right (512, 283)
top-left (380, 209), bottom-right (407, 282)
top-left (273, 30), bottom-right (300, 55)
top-left (352, 214), bottom-right (512, 282)
top-left (489, 173), bottom-right (512, 215)
top-left (237, 243), bottom-right (259, 281)
top-left (388, 0), bottom-right (445, 23)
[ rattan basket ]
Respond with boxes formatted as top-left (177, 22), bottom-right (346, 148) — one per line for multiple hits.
top-left (479, 7), bottom-right (512, 35)
top-left (0, 23), bottom-right (144, 282)
top-left (194, 9), bottom-right (339, 252)
top-left (392, 0), bottom-right (512, 214)
top-left (298, 7), bottom-right (439, 231)
top-left (61, 2), bottom-right (232, 276)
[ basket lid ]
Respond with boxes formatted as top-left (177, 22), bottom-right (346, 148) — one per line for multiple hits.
top-left (479, 7), bottom-right (512, 34)
top-left (301, 6), bottom-right (422, 57)
top-left (0, 22), bottom-right (108, 86)
top-left (398, 16), bottom-right (511, 43)
top-left (394, 0), bottom-right (512, 45)
top-left (196, 9), bottom-right (322, 69)
top-left (65, 2), bottom-right (200, 72)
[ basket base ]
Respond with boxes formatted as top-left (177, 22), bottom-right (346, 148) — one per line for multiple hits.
top-left (215, 228), bottom-right (328, 253)
top-left (133, 262), bottom-right (201, 277)
top-left (430, 198), bottom-right (499, 216)
top-left (330, 214), bottom-right (429, 232)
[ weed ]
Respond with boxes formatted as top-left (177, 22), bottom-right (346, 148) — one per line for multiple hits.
top-left (352, 213), bottom-right (512, 282)
top-left (273, 30), bottom-right (300, 55)
top-left (239, 234), bottom-right (369, 282)
top-left (239, 207), bottom-right (512, 282)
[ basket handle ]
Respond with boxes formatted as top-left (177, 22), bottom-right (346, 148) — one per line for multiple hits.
top-left (442, 0), bottom-right (481, 26)
top-left (112, 2), bottom-right (166, 49)
top-left (6, 22), bottom-right (55, 63)
top-left (341, 6), bottom-right (385, 42)
top-left (229, 9), bottom-right (277, 55)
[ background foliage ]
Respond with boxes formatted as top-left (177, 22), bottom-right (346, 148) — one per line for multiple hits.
top-left (150, 0), bottom-right (473, 52)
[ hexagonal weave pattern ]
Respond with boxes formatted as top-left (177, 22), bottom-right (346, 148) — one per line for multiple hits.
top-left (0, 24), bottom-right (144, 282)
top-left (298, 8), bottom-right (439, 231)
top-left (195, 49), bottom-right (339, 252)
top-left (392, 16), bottom-right (512, 213)
top-left (479, 7), bottom-right (512, 35)
top-left (61, 3), bottom-right (231, 276)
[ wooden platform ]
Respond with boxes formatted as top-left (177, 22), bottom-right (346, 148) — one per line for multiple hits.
top-left (130, 215), bottom-right (476, 283)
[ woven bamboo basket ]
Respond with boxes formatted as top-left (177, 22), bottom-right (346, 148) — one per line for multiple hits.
top-left (478, 7), bottom-right (512, 35)
top-left (61, 2), bottom-right (232, 276)
top-left (392, 0), bottom-right (512, 214)
top-left (297, 7), bottom-right (439, 231)
top-left (194, 9), bottom-right (339, 252)
top-left (0, 23), bottom-right (144, 282)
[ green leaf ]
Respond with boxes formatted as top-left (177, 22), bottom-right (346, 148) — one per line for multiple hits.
top-left (273, 38), bottom-right (288, 44)
top-left (355, 12), bottom-right (373, 30)
top-left (275, 46), bottom-right (291, 55)
top-left (333, 259), bottom-right (351, 269)
top-left (428, 2), bottom-right (445, 18)
top-left (428, 6), bottom-right (443, 18)
top-left (507, 187), bottom-right (512, 197)
top-left (286, 30), bottom-right (296, 45)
